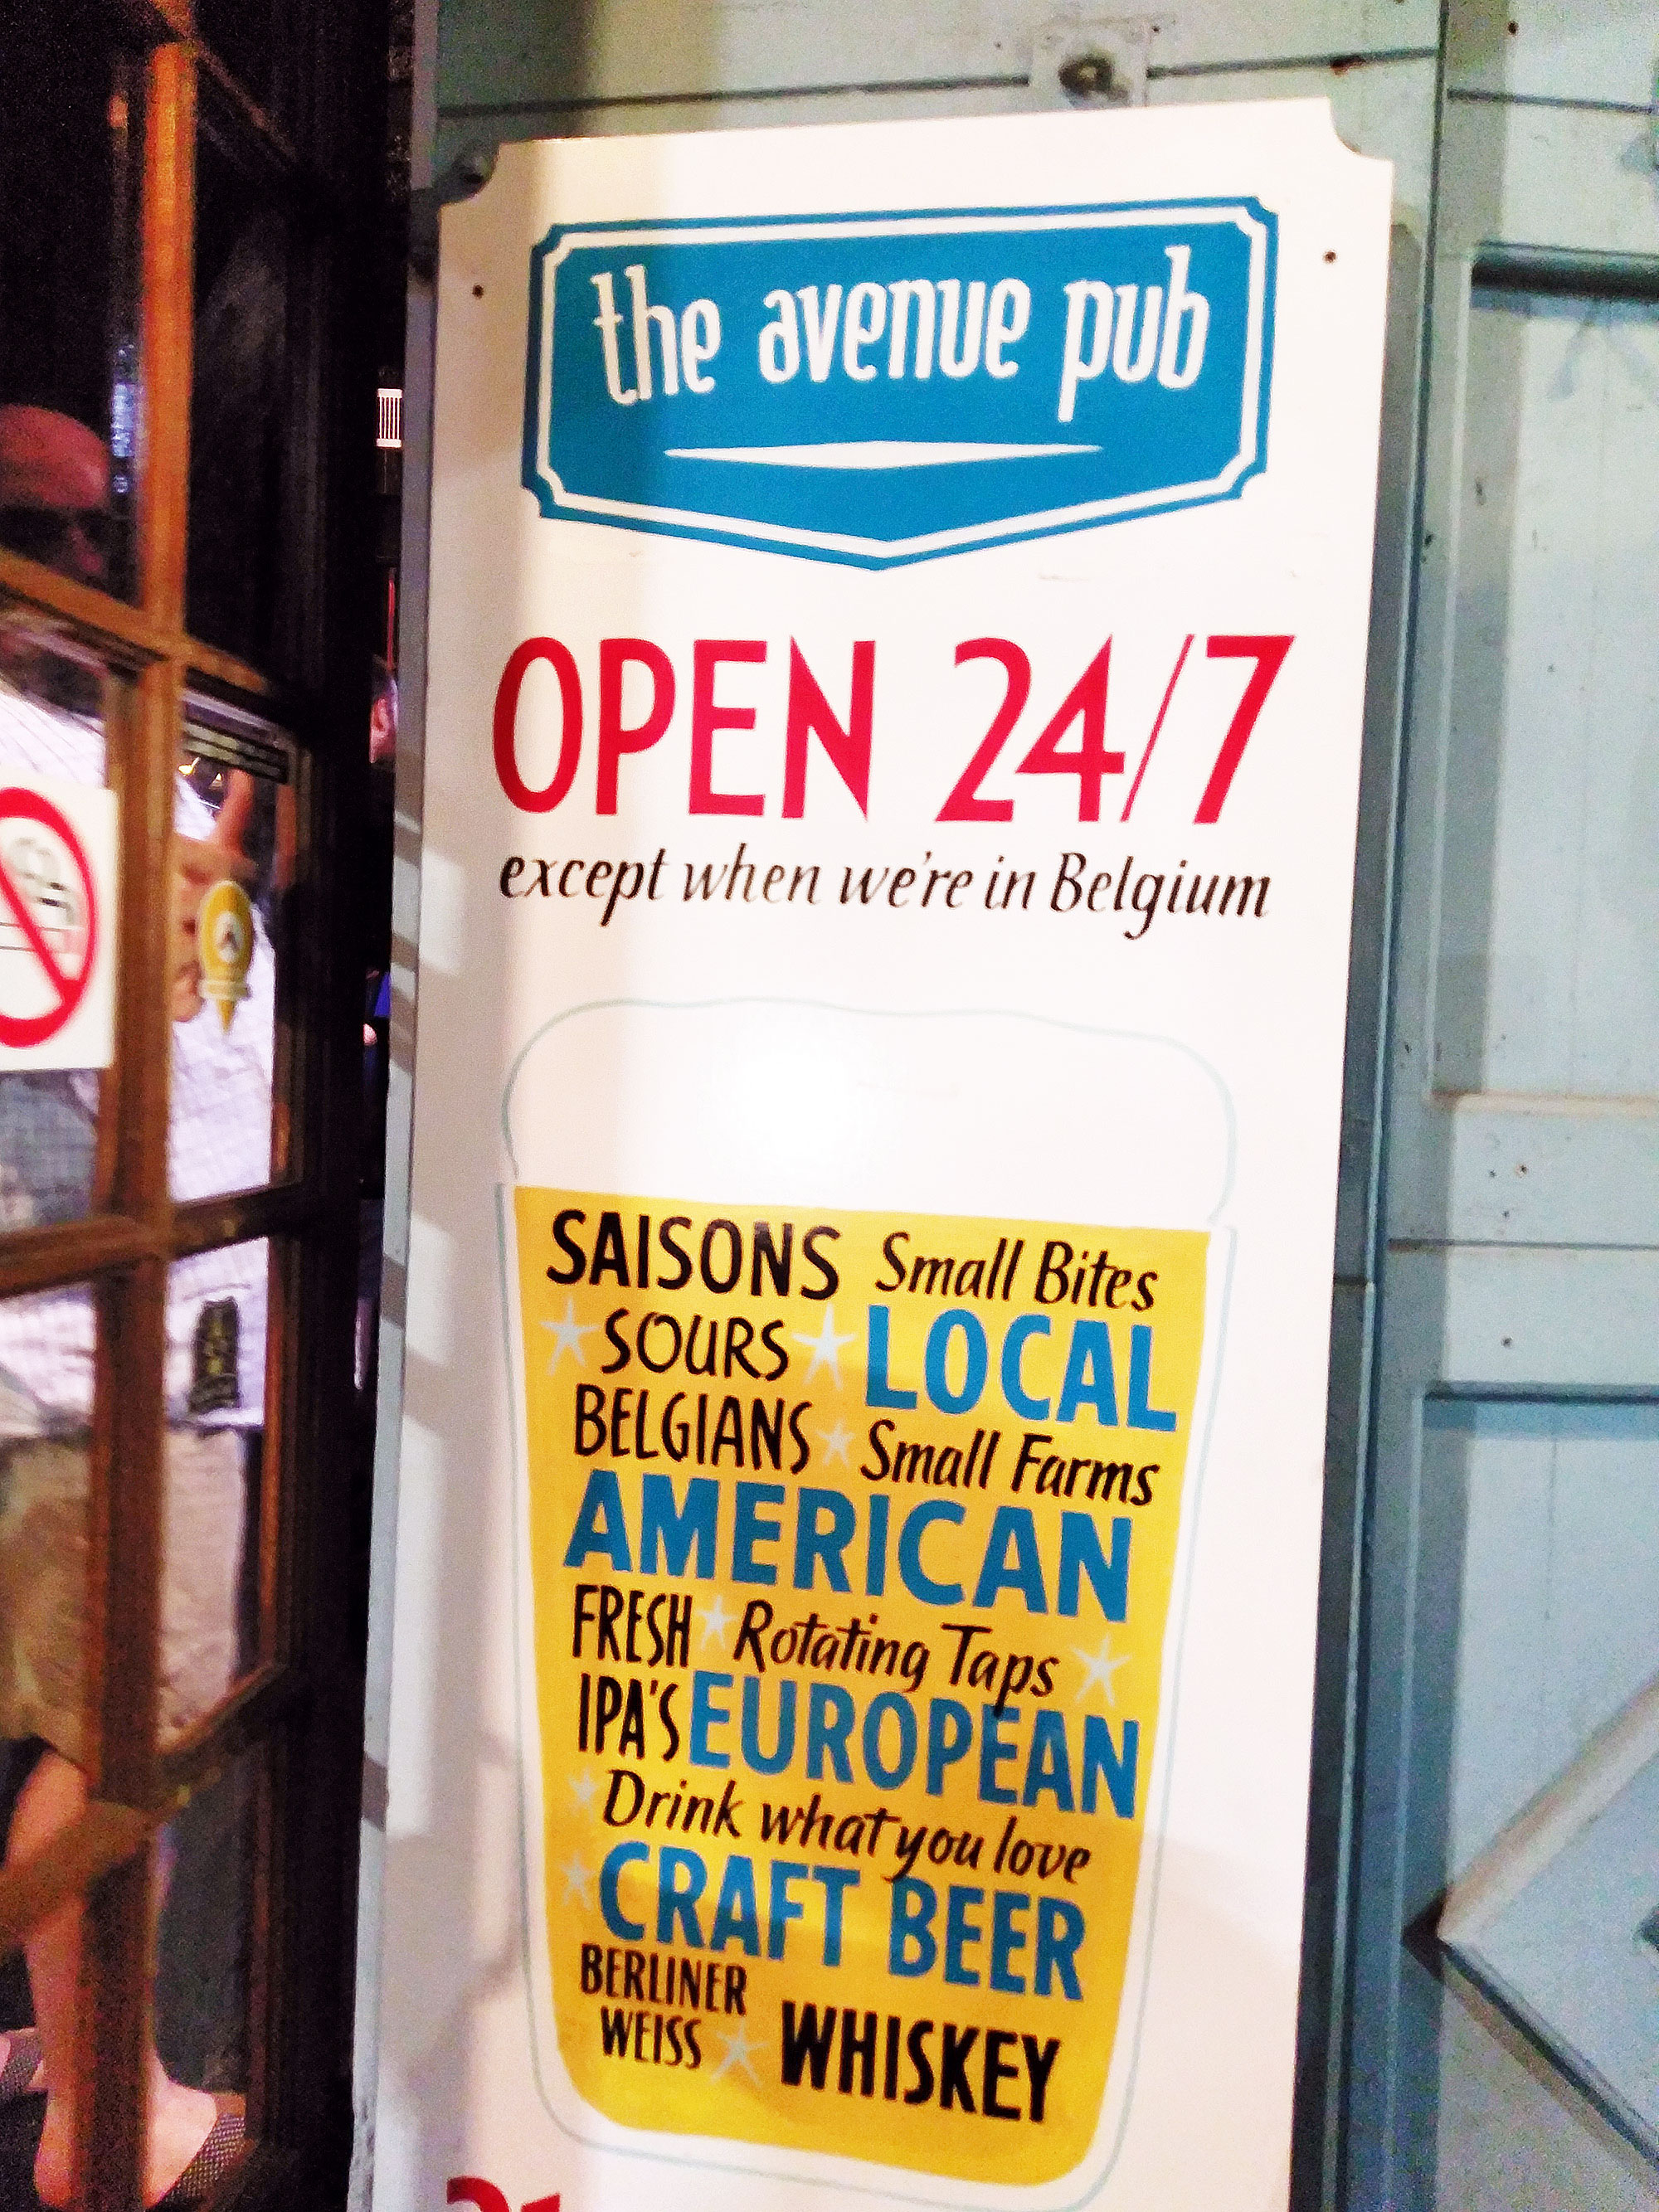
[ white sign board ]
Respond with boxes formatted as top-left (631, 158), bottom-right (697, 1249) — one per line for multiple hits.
top-left (375, 101), bottom-right (1389, 2212)
top-left (0, 767), bottom-right (117, 1071)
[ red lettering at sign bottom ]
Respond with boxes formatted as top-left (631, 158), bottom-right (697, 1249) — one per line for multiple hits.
top-left (448, 2183), bottom-right (508, 2212)
top-left (447, 2183), bottom-right (559, 2212)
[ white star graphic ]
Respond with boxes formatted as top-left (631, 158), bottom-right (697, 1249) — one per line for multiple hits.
top-left (818, 1421), bottom-right (854, 1467)
top-left (710, 2019), bottom-right (766, 2084)
top-left (1072, 1632), bottom-right (1131, 1708)
top-left (541, 1296), bottom-right (597, 1373)
top-left (569, 1770), bottom-right (597, 1811)
top-left (699, 1592), bottom-right (734, 1649)
top-left (560, 1854), bottom-right (594, 1905)
top-left (792, 1306), bottom-right (857, 1387)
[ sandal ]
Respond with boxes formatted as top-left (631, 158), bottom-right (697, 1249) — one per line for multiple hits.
top-left (153, 2095), bottom-right (246, 2209)
top-left (0, 2025), bottom-right (43, 2101)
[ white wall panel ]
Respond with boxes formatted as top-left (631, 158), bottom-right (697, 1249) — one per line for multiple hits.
top-left (1447, 0), bottom-right (1658, 107)
top-left (1434, 291), bottom-right (1659, 1101)
top-left (1420, 1399), bottom-right (1659, 1874)
top-left (438, 0), bottom-right (1438, 125)
top-left (1436, 1246), bottom-right (1659, 1388)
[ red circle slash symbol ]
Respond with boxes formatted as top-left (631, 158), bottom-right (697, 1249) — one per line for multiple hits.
top-left (0, 786), bottom-right (99, 1048)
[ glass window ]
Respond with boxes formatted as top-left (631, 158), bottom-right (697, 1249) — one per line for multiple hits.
top-left (153, 1749), bottom-right (258, 2185)
top-left (0, 1284), bottom-right (98, 1769)
top-left (0, 0), bottom-right (142, 600)
top-left (161, 1237), bottom-right (273, 1737)
top-left (170, 697), bottom-right (293, 1203)
top-left (0, 605), bottom-right (115, 1228)
top-left (193, 0), bottom-right (279, 115)
top-left (187, 119), bottom-right (290, 667)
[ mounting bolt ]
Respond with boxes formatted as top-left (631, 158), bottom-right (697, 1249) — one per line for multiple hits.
top-left (1029, 18), bottom-right (1150, 110)
top-left (1058, 50), bottom-right (1120, 100)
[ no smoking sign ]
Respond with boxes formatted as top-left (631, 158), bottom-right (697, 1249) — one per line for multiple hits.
top-left (0, 772), bottom-right (118, 1071)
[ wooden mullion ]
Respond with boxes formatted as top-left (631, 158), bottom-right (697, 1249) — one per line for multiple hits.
top-left (0, 556), bottom-right (299, 713)
top-left (0, 547), bottom-right (163, 666)
top-left (80, 1850), bottom-right (154, 2210)
top-left (107, 661), bottom-right (181, 1220)
top-left (186, 632), bottom-right (283, 700)
top-left (0, 1217), bottom-right (159, 1298)
top-left (172, 1179), bottom-right (323, 1256)
top-left (194, 43), bottom-right (305, 183)
top-left (112, 0), bottom-right (194, 46)
top-left (78, 1263), bottom-right (165, 2212)
top-left (278, 745), bottom-right (321, 1184)
top-left (138, 41), bottom-right (196, 631)
top-left (262, 1240), bottom-right (299, 1669)
top-left (157, 1663), bottom-right (304, 1794)
top-left (76, 35), bottom-right (200, 2211)
top-left (251, 1733), bottom-right (280, 2150)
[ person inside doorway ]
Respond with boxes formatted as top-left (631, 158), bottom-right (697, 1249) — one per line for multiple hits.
top-left (0, 402), bottom-right (269, 2206)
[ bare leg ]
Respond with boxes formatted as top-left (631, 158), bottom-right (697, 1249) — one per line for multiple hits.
top-left (10, 1748), bottom-right (218, 2206)
top-left (12, 1748), bottom-right (85, 2205)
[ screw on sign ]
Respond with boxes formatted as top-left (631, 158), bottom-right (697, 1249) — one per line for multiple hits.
top-left (0, 785), bottom-right (98, 1049)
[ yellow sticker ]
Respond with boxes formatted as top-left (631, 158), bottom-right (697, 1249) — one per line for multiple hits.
top-left (517, 1189), bottom-right (1208, 2187)
top-left (197, 878), bottom-right (253, 1033)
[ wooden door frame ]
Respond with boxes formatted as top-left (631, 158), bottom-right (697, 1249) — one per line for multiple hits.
top-left (0, 2), bottom-right (384, 2200)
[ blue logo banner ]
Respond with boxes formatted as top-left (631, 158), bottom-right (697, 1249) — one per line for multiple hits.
top-left (523, 202), bottom-right (1277, 566)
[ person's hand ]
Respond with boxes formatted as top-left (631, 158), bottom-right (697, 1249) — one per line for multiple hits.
top-left (172, 834), bottom-right (255, 1023)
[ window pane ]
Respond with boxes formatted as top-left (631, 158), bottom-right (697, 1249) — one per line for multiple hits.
top-left (0, 1286), bottom-right (96, 1768)
top-left (187, 121), bottom-right (290, 666)
top-left (0, 606), bottom-right (114, 1228)
top-left (170, 698), bottom-right (291, 1203)
top-left (161, 1238), bottom-right (271, 1733)
top-left (194, 0), bottom-right (278, 113)
top-left (153, 1748), bottom-right (257, 2189)
top-left (0, 1), bottom-right (141, 600)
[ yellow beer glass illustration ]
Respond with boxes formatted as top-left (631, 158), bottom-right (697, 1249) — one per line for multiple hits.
top-left (517, 1190), bottom-right (1207, 2187)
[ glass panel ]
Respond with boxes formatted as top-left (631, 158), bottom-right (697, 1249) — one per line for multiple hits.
top-left (161, 1239), bottom-right (272, 1733)
top-left (153, 1748), bottom-right (257, 2188)
top-left (194, 0), bottom-right (278, 113)
top-left (170, 697), bottom-right (290, 1203)
top-left (187, 120), bottom-right (290, 666)
top-left (1408, 1400), bottom-right (1659, 2199)
top-left (0, 1286), bottom-right (96, 1771)
top-left (0, 1727), bottom-right (260, 2202)
top-left (0, 607), bottom-right (114, 1227)
top-left (0, 1908), bottom-right (37, 2182)
top-left (0, 1281), bottom-right (95, 2196)
top-left (0, 1), bottom-right (142, 600)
